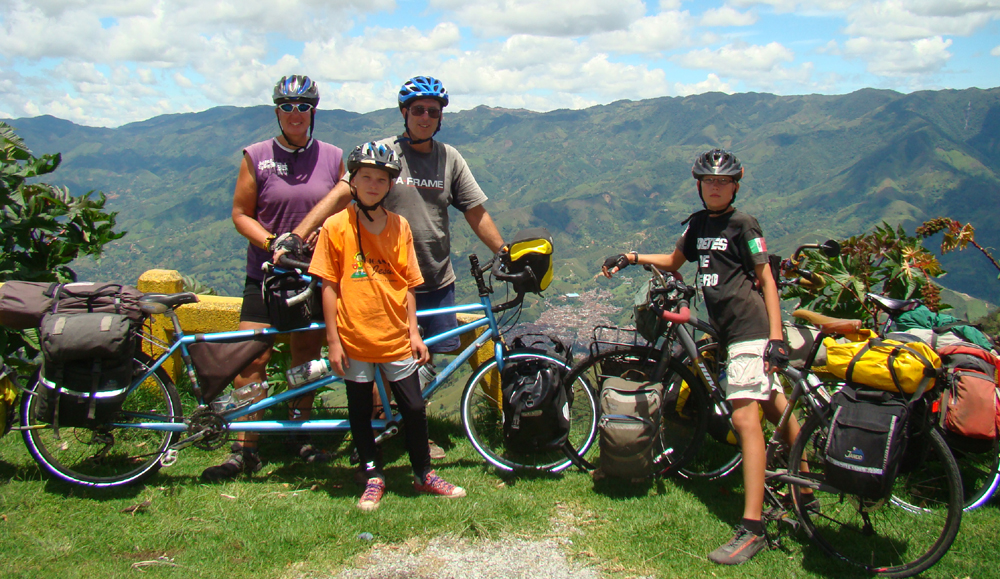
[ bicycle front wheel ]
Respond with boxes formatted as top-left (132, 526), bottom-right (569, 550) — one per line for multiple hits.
top-left (21, 353), bottom-right (183, 488)
top-left (789, 413), bottom-right (962, 578)
top-left (461, 351), bottom-right (598, 472)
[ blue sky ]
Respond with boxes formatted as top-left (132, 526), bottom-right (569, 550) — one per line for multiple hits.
top-left (1, 0), bottom-right (998, 127)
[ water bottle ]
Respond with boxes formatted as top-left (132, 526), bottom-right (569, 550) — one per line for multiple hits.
top-left (233, 381), bottom-right (268, 403)
top-left (210, 393), bottom-right (237, 413)
top-left (286, 358), bottom-right (333, 387)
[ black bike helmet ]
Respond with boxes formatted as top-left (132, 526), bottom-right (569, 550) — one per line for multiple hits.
top-left (692, 148), bottom-right (743, 214)
top-left (347, 142), bottom-right (402, 180)
top-left (273, 74), bottom-right (320, 105)
top-left (397, 76), bottom-right (448, 145)
top-left (691, 148), bottom-right (743, 181)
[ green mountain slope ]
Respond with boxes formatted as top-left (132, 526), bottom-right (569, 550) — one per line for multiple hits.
top-left (6, 87), bottom-right (1000, 309)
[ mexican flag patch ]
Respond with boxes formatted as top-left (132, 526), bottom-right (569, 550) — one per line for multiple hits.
top-left (748, 237), bottom-right (767, 255)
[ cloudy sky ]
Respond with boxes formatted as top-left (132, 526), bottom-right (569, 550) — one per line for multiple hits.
top-left (1, 0), bottom-right (998, 128)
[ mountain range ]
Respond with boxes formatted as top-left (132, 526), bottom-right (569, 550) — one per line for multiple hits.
top-left (6, 87), bottom-right (1000, 321)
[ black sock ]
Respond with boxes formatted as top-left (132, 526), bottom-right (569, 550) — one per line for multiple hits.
top-left (742, 518), bottom-right (765, 536)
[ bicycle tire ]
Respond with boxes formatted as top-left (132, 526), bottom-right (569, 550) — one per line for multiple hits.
top-left (673, 340), bottom-right (742, 480)
top-left (461, 351), bottom-right (598, 472)
top-left (557, 346), bottom-right (709, 477)
top-left (946, 434), bottom-right (1000, 511)
top-left (789, 413), bottom-right (962, 578)
top-left (21, 352), bottom-right (183, 488)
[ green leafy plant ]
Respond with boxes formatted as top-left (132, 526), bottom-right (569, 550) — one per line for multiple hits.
top-left (783, 222), bottom-right (946, 329)
top-left (1, 122), bottom-right (125, 370)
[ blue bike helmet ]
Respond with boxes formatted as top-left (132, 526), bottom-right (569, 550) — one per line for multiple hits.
top-left (398, 76), bottom-right (449, 109)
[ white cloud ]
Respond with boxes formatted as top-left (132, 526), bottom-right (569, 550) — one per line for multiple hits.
top-left (675, 41), bottom-right (794, 77)
top-left (699, 7), bottom-right (758, 27)
top-left (844, 1), bottom-right (998, 40)
top-left (589, 11), bottom-right (696, 53)
top-left (364, 22), bottom-right (463, 53)
top-left (843, 36), bottom-right (953, 75)
top-left (674, 73), bottom-right (732, 96)
top-left (992, 45), bottom-right (1000, 56)
top-left (173, 72), bottom-right (194, 88)
top-left (434, 0), bottom-right (646, 37)
top-left (728, 0), bottom-right (855, 12)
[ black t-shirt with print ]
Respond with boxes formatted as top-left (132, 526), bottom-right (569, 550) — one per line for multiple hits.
top-left (676, 209), bottom-right (771, 347)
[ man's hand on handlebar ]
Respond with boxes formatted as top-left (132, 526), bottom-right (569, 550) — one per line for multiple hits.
top-left (601, 254), bottom-right (631, 278)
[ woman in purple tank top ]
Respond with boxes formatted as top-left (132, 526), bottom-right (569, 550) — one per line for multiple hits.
top-left (202, 75), bottom-right (345, 481)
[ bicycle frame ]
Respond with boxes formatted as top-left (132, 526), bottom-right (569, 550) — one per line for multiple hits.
top-left (117, 258), bottom-right (512, 442)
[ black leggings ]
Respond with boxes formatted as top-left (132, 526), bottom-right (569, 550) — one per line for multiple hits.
top-left (345, 371), bottom-right (430, 481)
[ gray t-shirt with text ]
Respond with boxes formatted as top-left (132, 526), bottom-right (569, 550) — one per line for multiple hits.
top-left (376, 136), bottom-right (488, 292)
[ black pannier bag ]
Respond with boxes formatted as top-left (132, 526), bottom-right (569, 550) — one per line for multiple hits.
top-left (263, 271), bottom-right (316, 331)
top-left (188, 336), bottom-right (274, 403)
top-left (823, 385), bottom-right (910, 499)
top-left (501, 357), bottom-right (571, 452)
top-left (35, 312), bottom-right (137, 429)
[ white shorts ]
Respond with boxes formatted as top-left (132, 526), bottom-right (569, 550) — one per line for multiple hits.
top-left (342, 357), bottom-right (418, 383)
top-left (723, 339), bottom-right (780, 402)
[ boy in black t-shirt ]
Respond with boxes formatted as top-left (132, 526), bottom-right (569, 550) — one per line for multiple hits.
top-left (602, 148), bottom-right (799, 565)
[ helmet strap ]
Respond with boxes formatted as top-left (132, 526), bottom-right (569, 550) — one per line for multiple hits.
top-left (274, 108), bottom-right (312, 154)
top-left (350, 185), bottom-right (381, 222)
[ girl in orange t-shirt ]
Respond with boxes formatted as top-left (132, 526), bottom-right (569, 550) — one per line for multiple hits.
top-left (309, 142), bottom-right (466, 511)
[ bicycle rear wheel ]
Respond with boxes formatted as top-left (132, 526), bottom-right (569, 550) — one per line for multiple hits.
top-left (558, 346), bottom-right (709, 477)
top-left (461, 351), bottom-right (598, 472)
top-left (21, 352), bottom-right (183, 488)
top-left (789, 413), bottom-right (962, 578)
top-left (945, 434), bottom-right (1000, 510)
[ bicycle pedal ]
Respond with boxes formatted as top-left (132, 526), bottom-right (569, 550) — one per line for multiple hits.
top-left (160, 449), bottom-right (179, 468)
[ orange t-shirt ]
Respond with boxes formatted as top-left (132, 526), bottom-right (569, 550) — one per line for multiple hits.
top-left (309, 208), bottom-right (424, 363)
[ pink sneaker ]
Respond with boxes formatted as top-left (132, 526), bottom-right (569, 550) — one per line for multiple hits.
top-left (414, 470), bottom-right (466, 498)
top-left (358, 478), bottom-right (385, 511)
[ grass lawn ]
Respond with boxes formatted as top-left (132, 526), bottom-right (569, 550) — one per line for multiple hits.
top-left (1, 408), bottom-right (998, 578)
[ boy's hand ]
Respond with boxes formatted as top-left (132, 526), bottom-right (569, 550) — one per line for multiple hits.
top-left (327, 342), bottom-right (349, 376)
top-left (410, 333), bottom-right (430, 365)
top-left (763, 339), bottom-right (790, 372)
top-left (601, 254), bottom-right (631, 277)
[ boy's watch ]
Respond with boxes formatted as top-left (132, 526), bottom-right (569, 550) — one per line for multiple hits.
top-left (629, 251), bottom-right (638, 265)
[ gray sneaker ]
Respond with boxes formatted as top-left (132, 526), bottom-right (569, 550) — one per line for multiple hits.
top-left (707, 525), bottom-right (766, 565)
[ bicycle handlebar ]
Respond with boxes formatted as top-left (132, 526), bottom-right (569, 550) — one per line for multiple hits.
top-left (276, 254), bottom-right (312, 271)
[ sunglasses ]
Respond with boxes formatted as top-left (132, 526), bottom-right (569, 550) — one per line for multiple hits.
top-left (701, 176), bottom-right (735, 185)
top-left (409, 105), bottom-right (442, 118)
top-left (278, 103), bottom-right (314, 113)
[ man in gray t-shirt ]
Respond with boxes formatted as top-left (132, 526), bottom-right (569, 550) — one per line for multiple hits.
top-left (289, 76), bottom-right (504, 353)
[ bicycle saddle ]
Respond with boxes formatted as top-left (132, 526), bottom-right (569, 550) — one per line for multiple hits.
top-left (867, 293), bottom-right (921, 316)
top-left (792, 309), bottom-right (862, 335)
top-left (139, 292), bottom-right (200, 314)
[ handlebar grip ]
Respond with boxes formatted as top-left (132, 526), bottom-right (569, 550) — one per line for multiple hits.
top-left (277, 254), bottom-right (312, 270)
top-left (286, 279), bottom-right (317, 307)
top-left (650, 302), bottom-right (691, 324)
